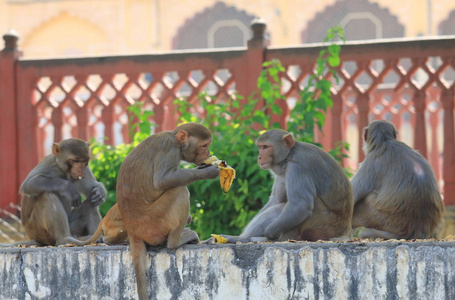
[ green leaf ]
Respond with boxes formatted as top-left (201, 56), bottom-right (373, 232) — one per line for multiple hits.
top-left (271, 104), bottom-right (282, 115)
top-left (328, 56), bottom-right (340, 67)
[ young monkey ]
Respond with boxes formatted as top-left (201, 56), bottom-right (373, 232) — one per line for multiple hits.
top-left (0, 138), bottom-right (106, 247)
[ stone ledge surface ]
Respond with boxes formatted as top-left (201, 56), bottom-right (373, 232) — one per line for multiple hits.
top-left (1, 241), bottom-right (455, 300)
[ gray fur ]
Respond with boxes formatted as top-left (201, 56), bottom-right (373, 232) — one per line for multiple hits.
top-left (351, 120), bottom-right (445, 239)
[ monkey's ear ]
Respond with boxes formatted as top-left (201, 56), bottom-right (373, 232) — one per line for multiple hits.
top-left (283, 133), bottom-right (295, 148)
top-left (52, 143), bottom-right (61, 156)
top-left (393, 129), bottom-right (398, 139)
top-left (176, 130), bottom-right (189, 145)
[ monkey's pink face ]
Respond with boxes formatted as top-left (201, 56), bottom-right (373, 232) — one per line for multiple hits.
top-left (257, 143), bottom-right (274, 170)
top-left (69, 159), bottom-right (88, 180)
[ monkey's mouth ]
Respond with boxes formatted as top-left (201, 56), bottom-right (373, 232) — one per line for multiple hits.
top-left (258, 163), bottom-right (271, 169)
top-left (71, 173), bottom-right (84, 180)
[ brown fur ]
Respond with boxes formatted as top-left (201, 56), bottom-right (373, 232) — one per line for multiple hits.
top-left (117, 123), bottom-right (219, 300)
top-left (82, 203), bottom-right (127, 245)
top-left (0, 138), bottom-right (106, 247)
top-left (351, 120), bottom-right (445, 239)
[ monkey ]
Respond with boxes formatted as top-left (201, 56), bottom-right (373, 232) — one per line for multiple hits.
top-left (0, 138), bottom-right (106, 247)
top-left (351, 120), bottom-right (445, 239)
top-left (215, 129), bottom-right (353, 243)
top-left (81, 203), bottom-right (193, 246)
top-left (116, 123), bottom-right (220, 300)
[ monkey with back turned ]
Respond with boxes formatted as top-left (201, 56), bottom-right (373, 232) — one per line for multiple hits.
top-left (351, 120), bottom-right (444, 239)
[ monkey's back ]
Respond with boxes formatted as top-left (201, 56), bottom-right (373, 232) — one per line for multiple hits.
top-left (116, 132), bottom-right (179, 224)
top-left (356, 140), bottom-right (444, 238)
top-left (295, 142), bottom-right (353, 204)
top-left (293, 142), bottom-right (354, 237)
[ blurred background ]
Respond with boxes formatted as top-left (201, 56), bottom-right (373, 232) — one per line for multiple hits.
top-left (1, 0), bottom-right (454, 58)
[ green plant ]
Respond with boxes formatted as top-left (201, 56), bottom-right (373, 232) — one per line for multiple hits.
top-left (288, 26), bottom-right (345, 139)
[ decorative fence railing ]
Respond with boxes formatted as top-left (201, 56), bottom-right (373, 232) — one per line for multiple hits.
top-left (1, 21), bottom-right (454, 210)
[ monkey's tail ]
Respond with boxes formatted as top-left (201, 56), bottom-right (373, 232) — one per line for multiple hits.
top-left (0, 240), bottom-right (40, 247)
top-left (129, 235), bottom-right (148, 300)
top-left (80, 221), bottom-right (104, 245)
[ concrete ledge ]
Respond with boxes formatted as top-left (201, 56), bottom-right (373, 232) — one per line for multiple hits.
top-left (1, 241), bottom-right (455, 299)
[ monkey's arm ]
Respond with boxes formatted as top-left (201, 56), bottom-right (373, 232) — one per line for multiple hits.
top-left (73, 167), bottom-right (106, 206)
top-left (20, 173), bottom-right (74, 196)
top-left (20, 173), bottom-right (81, 208)
top-left (351, 163), bottom-right (374, 204)
top-left (154, 167), bottom-right (219, 190)
top-left (265, 167), bottom-right (316, 240)
top-left (153, 150), bottom-right (219, 190)
top-left (257, 175), bottom-right (287, 213)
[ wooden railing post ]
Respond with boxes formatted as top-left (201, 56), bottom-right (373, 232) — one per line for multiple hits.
top-left (102, 105), bottom-right (115, 145)
top-left (51, 108), bottom-right (64, 142)
top-left (413, 90), bottom-right (427, 158)
top-left (75, 107), bottom-right (89, 141)
top-left (0, 29), bottom-right (22, 208)
top-left (357, 93), bottom-right (370, 163)
top-left (330, 93), bottom-right (343, 148)
top-left (236, 18), bottom-right (269, 102)
top-left (441, 89), bottom-right (455, 205)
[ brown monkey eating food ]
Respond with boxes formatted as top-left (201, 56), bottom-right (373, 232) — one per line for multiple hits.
top-left (117, 123), bottom-right (220, 300)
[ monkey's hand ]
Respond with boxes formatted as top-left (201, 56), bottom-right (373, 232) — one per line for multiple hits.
top-left (88, 186), bottom-right (105, 206)
top-left (199, 165), bottom-right (220, 180)
top-left (61, 185), bottom-right (81, 208)
top-left (264, 224), bottom-right (280, 241)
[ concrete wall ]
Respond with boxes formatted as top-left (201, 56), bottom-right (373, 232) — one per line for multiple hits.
top-left (1, 241), bottom-right (455, 300)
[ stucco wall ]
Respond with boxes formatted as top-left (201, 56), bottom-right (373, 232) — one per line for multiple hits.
top-left (1, 241), bottom-right (455, 300)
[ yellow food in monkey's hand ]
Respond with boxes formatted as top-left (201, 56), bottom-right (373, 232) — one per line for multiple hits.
top-left (202, 156), bottom-right (236, 193)
top-left (211, 234), bottom-right (228, 244)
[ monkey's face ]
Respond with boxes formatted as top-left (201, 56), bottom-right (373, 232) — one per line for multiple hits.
top-left (193, 138), bottom-right (212, 165)
top-left (182, 137), bottom-right (212, 166)
top-left (257, 143), bottom-right (274, 170)
top-left (68, 158), bottom-right (88, 180)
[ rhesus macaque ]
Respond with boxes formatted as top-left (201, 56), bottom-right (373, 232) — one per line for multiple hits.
top-left (0, 138), bottom-right (106, 247)
top-left (117, 123), bottom-right (220, 300)
top-left (218, 129), bottom-right (353, 243)
top-left (82, 203), bottom-right (193, 245)
top-left (351, 120), bottom-right (445, 239)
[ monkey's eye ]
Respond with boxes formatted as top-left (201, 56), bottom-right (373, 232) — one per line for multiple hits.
top-left (69, 159), bottom-right (88, 166)
top-left (259, 145), bottom-right (269, 150)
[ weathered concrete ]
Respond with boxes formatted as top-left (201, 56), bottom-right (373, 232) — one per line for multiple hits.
top-left (1, 241), bottom-right (455, 300)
